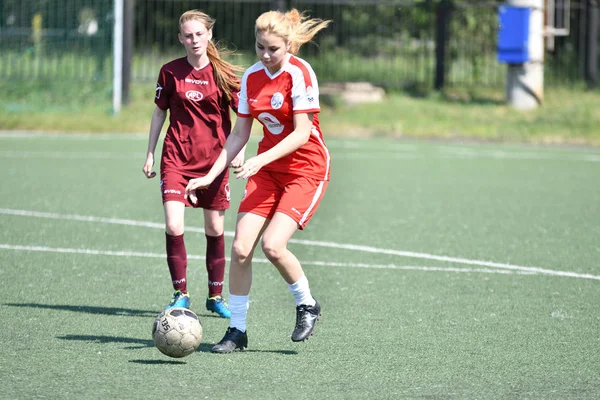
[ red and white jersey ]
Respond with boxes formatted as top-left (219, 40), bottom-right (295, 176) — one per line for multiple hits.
top-left (155, 57), bottom-right (239, 176)
top-left (238, 55), bottom-right (330, 181)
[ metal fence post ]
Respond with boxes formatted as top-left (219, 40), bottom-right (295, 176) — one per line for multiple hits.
top-left (122, 0), bottom-right (135, 105)
top-left (112, 0), bottom-right (124, 115)
top-left (272, 0), bottom-right (287, 11)
top-left (435, 0), bottom-right (452, 91)
top-left (586, 0), bottom-right (598, 88)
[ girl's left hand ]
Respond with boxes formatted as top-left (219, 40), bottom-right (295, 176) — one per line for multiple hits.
top-left (234, 156), bottom-right (264, 180)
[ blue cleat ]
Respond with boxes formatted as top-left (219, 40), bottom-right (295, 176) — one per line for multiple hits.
top-left (165, 290), bottom-right (191, 310)
top-left (206, 296), bottom-right (231, 318)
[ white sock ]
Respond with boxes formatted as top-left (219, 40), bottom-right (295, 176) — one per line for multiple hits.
top-left (288, 275), bottom-right (316, 306)
top-left (228, 294), bottom-right (249, 333)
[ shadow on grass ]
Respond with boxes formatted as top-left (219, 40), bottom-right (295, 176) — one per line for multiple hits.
top-left (400, 82), bottom-right (505, 106)
top-left (129, 359), bottom-right (186, 365)
top-left (4, 302), bottom-right (158, 317)
top-left (10, 303), bottom-right (299, 356)
top-left (243, 349), bottom-right (298, 355)
top-left (57, 334), bottom-right (154, 349)
top-left (441, 91), bottom-right (505, 106)
top-left (58, 334), bottom-right (298, 357)
top-left (4, 302), bottom-right (226, 320)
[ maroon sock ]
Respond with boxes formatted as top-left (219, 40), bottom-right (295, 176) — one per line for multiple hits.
top-left (166, 233), bottom-right (187, 293)
top-left (205, 234), bottom-right (226, 298)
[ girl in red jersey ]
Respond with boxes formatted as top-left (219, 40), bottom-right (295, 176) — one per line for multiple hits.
top-left (142, 10), bottom-right (244, 317)
top-left (185, 9), bottom-right (332, 352)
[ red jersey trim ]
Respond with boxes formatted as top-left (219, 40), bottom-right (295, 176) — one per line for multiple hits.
top-left (293, 108), bottom-right (320, 114)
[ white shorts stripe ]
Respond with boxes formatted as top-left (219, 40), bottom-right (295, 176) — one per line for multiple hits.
top-left (299, 180), bottom-right (325, 227)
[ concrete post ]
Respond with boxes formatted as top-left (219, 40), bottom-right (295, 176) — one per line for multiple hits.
top-left (505, 0), bottom-right (544, 110)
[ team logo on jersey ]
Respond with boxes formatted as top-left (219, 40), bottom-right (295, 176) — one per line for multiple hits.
top-left (185, 90), bottom-right (204, 102)
top-left (270, 92), bottom-right (284, 109)
top-left (155, 83), bottom-right (163, 99)
top-left (306, 86), bottom-right (314, 102)
top-left (185, 78), bottom-right (208, 85)
top-left (258, 112), bottom-right (284, 135)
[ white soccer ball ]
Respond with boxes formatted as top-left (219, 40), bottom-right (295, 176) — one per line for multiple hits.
top-left (152, 308), bottom-right (203, 358)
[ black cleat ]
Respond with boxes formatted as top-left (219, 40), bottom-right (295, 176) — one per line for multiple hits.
top-left (291, 301), bottom-right (321, 342)
top-left (211, 327), bottom-right (248, 353)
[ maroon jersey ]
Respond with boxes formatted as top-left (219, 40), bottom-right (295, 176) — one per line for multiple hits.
top-left (155, 57), bottom-right (239, 176)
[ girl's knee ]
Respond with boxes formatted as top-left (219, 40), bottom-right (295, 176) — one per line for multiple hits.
top-left (261, 237), bottom-right (285, 261)
top-left (165, 223), bottom-right (184, 236)
top-left (231, 239), bottom-right (254, 264)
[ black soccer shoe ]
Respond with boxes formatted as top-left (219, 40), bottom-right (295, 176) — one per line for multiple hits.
top-left (211, 327), bottom-right (248, 353)
top-left (291, 301), bottom-right (321, 342)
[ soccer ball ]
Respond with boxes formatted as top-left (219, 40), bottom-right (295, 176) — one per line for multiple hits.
top-left (152, 308), bottom-right (203, 358)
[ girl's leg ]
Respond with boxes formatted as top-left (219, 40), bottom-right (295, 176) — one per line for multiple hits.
top-left (228, 212), bottom-right (268, 331)
top-left (211, 212), bottom-right (268, 353)
top-left (228, 212), bottom-right (269, 296)
top-left (260, 212), bottom-right (304, 282)
top-left (261, 211), bottom-right (320, 341)
top-left (202, 210), bottom-right (226, 290)
top-left (163, 201), bottom-right (190, 309)
top-left (202, 209), bottom-right (229, 317)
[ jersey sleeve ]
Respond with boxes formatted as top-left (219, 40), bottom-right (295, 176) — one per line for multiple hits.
top-left (236, 71), bottom-right (251, 118)
top-left (154, 66), bottom-right (170, 110)
top-left (291, 63), bottom-right (320, 114)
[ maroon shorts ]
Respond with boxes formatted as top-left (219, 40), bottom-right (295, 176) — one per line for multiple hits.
top-left (160, 169), bottom-right (230, 210)
top-left (238, 170), bottom-right (328, 230)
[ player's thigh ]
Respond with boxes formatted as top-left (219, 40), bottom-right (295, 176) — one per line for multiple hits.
top-left (262, 212), bottom-right (299, 251)
top-left (231, 212), bottom-right (269, 258)
top-left (164, 201), bottom-right (186, 235)
top-left (203, 209), bottom-right (225, 236)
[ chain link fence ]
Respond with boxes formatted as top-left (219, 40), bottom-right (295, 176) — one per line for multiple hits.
top-left (0, 0), bottom-right (597, 91)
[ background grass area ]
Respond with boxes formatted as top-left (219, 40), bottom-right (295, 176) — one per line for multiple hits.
top-left (1, 81), bottom-right (599, 146)
top-left (1, 134), bottom-right (600, 399)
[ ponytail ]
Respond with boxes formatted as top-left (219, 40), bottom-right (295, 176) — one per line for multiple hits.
top-left (255, 9), bottom-right (331, 55)
top-left (206, 41), bottom-right (243, 102)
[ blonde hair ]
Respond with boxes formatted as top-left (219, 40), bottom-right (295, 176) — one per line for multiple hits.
top-left (179, 10), bottom-right (243, 102)
top-left (255, 9), bottom-right (331, 55)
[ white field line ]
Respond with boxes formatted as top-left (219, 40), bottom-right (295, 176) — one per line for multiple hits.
top-left (438, 147), bottom-right (600, 163)
top-left (0, 131), bottom-right (146, 140)
top-left (0, 244), bottom-right (533, 277)
top-left (1, 137), bottom-right (599, 163)
top-left (333, 152), bottom-right (418, 160)
top-left (0, 151), bottom-right (139, 160)
top-left (2, 130), bottom-right (598, 155)
top-left (1, 149), bottom-right (599, 163)
top-left (1, 208), bottom-right (599, 281)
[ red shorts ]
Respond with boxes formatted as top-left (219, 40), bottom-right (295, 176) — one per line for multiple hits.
top-left (160, 169), bottom-right (230, 210)
top-left (238, 170), bottom-right (328, 230)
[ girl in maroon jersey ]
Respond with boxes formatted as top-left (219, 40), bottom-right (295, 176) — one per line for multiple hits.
top-left (142, 10), bottom-right (244, 317)
top-left (185, 9), bottom-right (331, 351)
